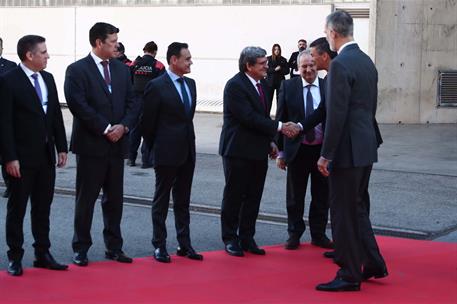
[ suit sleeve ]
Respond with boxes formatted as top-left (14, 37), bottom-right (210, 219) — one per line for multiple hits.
top-left (141, 81), bottom-right (160, 145)
top-left (280, 57), bottom-right (289, 76)
top-left (321, 60), bottom-right (351, 161)
top-left (298, 100), bottom-right (325, 132)
top-left (224, 81), bottom-right (278, 138)
top-left (64, 64), bottom-right (110, 135)
top-left (49, 75), bottom-right (68, 153)
top-left (0, 76), bottom-right (17, 162)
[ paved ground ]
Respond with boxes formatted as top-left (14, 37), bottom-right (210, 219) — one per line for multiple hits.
top-left (0, 110), bottom-right (456, 269)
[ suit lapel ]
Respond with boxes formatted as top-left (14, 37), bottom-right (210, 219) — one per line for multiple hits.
top-left (184, 76), bottom-right (197, 116)
top-left (163, 73), bottom-right (188, 118)
top-left (85, 55), bottom-right (110, 96)
top-left (17, 68), bottom-right (46, 116)
top-left (293, 76), bottom-right (305, 119)
top-left (240, 73), bottom-right (265, 114)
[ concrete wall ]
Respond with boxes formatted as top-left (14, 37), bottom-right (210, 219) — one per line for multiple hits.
top-left (374, 0), bottom-right (457, 123)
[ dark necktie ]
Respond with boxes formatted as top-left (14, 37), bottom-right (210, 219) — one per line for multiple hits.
top-left (305, 84), bottom-right (316, 142)
top-left (177, 77), bottom-right (191, 115)
top-left (100, 60), bottom-right (111, 86)
top-left (256, 83), bottom-right (267, 112)
top-left (31, 73), bottom-right (45, 107)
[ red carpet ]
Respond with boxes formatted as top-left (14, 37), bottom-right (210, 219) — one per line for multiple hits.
top-left (0, 237), bottom-right (456, 303)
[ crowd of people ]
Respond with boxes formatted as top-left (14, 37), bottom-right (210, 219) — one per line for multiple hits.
top-left (0, 10), bottom-right (388, 292)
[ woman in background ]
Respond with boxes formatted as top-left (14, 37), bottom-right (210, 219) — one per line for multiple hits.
top-left (266, 44), bottom-right (289, 106)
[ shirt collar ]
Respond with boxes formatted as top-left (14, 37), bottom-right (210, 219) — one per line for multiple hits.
top-left (301, 76), bottom-right (319, 88)
top-left (90, 51), bottom-right (108, 65)
top-left (167, 68), bottom-right (182, 82)
top-left (245, 73), bottom-right (259, 87)
top-left (19, 62), bottom-right (37, 78)
top-left (338, 41), bottom-right (357, 54)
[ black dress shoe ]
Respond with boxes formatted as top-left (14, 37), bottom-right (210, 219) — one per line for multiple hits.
top-left (7, 260), bottom-right (23, 276)
top-left (285, 236), bottom-right (300, 250)
top-left (316, 277), bottom-right (361, 292)
top-left (177, 246), bottom-right (203, 261)
top-left (362, 266), bottom-right (389, 281)
top-left (311, 237), bottom-right (334, 249)
top-left (225, 241), bottom-right (244, 257)
top-left (154, 247), bottom-right (171, 263)
top-left (73, 252), bottom-right (89, 267)
top-left (105, 250), bottom-right (133, 263)
top-left (241, 240), bottom-right (266, 255)
top-left (34, 252), bottom-right (68, 270)
top-left (141, 163), bottom-right (153, 169)
top-left (323, 251), bottom-right (335, 259)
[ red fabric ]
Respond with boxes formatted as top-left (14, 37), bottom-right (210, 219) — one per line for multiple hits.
top-left (0, 237), bottom-right (455, 303)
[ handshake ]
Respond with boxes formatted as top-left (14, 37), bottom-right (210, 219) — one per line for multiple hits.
top-left (281, 122), bottom-right (301, 138)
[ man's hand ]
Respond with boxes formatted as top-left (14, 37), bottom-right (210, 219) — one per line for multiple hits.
top-left (57, 152), bottom-right (67, 168)
top-left (281, 122), bottom-right (301, 138)
top-left (6, 160), bottom-right (21, 178)
top-left (269, 142), bottom-right (279, 160)
top-left (317, 156), bottom-right (330, 177)
top-left (106, 124), bottom-right (126, 143)
top-left (276, 158), bottom-right (287, 170)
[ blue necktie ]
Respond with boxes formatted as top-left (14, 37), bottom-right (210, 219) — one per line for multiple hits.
top-left (31, 73), bottom-right (46, 109)
top-left (177, 77), bottom-right (191, 115)
top-left (305, 85), bottom-right (316, 142)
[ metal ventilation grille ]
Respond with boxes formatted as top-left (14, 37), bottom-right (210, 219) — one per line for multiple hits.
top-left (335, 8), bottom-right (369, 18)
top-left (438, 71), bottom-right (457, 107)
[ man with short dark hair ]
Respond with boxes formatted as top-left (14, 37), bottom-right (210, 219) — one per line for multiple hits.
top-left (114, 42), bottom-right (132, 66)
top-left (315, 10), bottom-right (388, 292)
top-left (64, 22), bottom-right (139, 267)
top-left (219, 46), bottom-right (299, 257)
top-left (276, 50), bottom-right (333, 251)
top-left (127, 41), bottom-right (165, 168)
top-left (288, 39), bottom-right (307, 78)
top-left (0, 35), bottom-right (68, 276)
top-left (141, 42), bottom-right (202, 263)
top-left (0, 37), bottom-right (17, 199)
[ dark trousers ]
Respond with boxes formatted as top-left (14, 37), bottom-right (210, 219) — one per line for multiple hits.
top-left (72, 155), bottom-right (124, 253)
top-left (286, 144), bottom-right (329, 240)
top-left (329, 165), bottom-right (386, 283)
top-left (221, 156), bottom-right (268, 245)
top-left (151, 154), bottom-right (195, 249)
top-left (6, 163), bottom-right (55, 261)
top-left (128, 122), bottom-right (153, 166)
top-left (267, 83), bottom-right (281, 108)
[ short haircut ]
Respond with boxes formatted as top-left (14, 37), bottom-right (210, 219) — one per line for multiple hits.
top-left (89, 22), bottom-right (119, 47)
top-left (117, 42), bottom-right (125, 53)
top-left (298, 39), bottom-right (307, 44)
top-left (166, 42), bottom-right (188, 64)
top-left (0, 37), bottom-right (3, 46)
top-left (238, 46), bottom-right (267, 72)
top-left (143, 41), bottom-right (158, 53)
top-left (309, 37), bottom-right (338, 59)
top-left (297, 49), bottom-right (313, 65)
top-left (326, 10), bottom-right (353, 37)
top-left (17, 35), bottom-right (46, 61)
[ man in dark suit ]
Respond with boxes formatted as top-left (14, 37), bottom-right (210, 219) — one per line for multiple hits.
top-left (276, 50), bottom-right (333, 251)
top-left (219, 46), bottom-right (299, 257)
top-left (315, 11), bottom-right (388, 292)
top-left (287, 39), bottom-right (307, 78)
top-left (64, 22), bottom-right (139, 267)
top-left (0, 37), bottom-right (17, 199)
top-left (141, 42), bottom-right (202, 263)
top-left (0, 35), bottom-right (68, 276)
